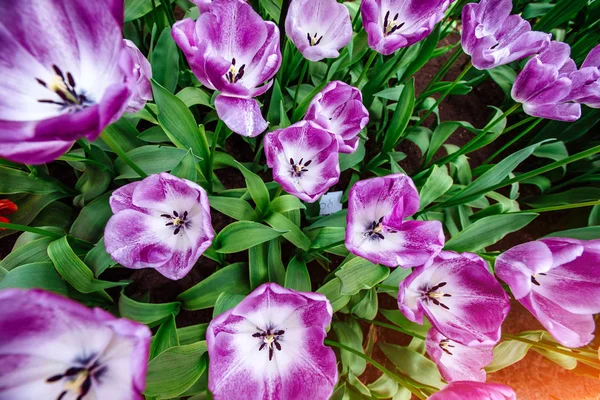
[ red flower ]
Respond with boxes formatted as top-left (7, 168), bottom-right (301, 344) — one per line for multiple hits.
top-left (0, 199), bottom-right (18, 230)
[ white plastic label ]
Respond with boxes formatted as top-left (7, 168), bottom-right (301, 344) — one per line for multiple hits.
top-left (319, 191), bottom-right (343, 216)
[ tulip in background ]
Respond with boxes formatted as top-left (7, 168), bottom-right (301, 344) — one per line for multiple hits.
top-left (429, 381), bottom-right (517, 400)
top-left (206, 283), bottom-right (338, 400)
top-left (104, 173), bottom-right (214, 280)
top-left (569, 44), bottom-right (600, 109)
top-left (0, 289), bottom-right (150, 399)
top-left (496, 238), bottom-right (600, 347)
top-left (123, 39), bottom-right (153, 113)
top-left (173, 0), bottom-right (281, 137)
top-left (345, 174), bottom-right (445, 267)
top-left (304, 81), bottom-right (369, 154)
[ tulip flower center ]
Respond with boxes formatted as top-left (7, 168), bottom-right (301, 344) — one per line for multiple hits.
top-left (162, 210), bottom-right (191, 235)
top-left (289, 157), bottom-right (312, 178)
top-left (252, 328), bottom-right (285, 361)
top-left (365, 216), bottom-right (397, 240)
top-left (36, 65), bottom-right (93, 112)
top-left (46, 356), bottom-right (107, 400)
top-left (226, 58), bottom-right (246, 84)
top-left (439, 339), bottom-right (456, 355)
top-left (422, 281), bottom-right (451, 310)
top-left (530, 272), bottom-right (546, 286)
top-left (383, 11), bottom-right (405, 36)
top-left (307, 32), bottom-right (324, 47)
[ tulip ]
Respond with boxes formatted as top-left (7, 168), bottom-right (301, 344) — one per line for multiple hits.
top-left (568, 44), bottom-right (600, 109)
top-left (104, 173), bottom-right (214, 280)
top-left (361, 0), bottom-right (453, 56)
top-left (264, 121), bottom-right (340, 203)
top-left (345, 173), bottom-right (444, 268)
top-left (172, 0), bottom-right (281, 137)
top-left (285, 0), bottom-right (353, 62)
top-left (206, 283), bottom-right (338, 400)
top-left (511, 41), bottom-right (581, 122)
top-left (429, 381), bottom-right (516, 400)
top-left (0, 0), bottom-right (136, 164)
top-left (0, 199), bottom-right (17, 229)
top-left (495, 238), bottom-right (600, 348)
top-left (123, 40), bottom-right (152, 113)
top-left (305, 81), bottom-right (369, 154)
top-left (462, 0), bottom-right (550, 70)
top-left (0, 288), bottom-right (150, 400)
top-left (398, 251), bottom-right (510, 345)
top-left (426, 328), bottom-right (494, 382)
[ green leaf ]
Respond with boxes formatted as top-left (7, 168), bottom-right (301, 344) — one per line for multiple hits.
top-left (119, 292), bottom-right (181, 326)
top-left (284, 255), bottom-right (311, 292)
top-left (0, 262), bottom-right (67, 295)
top-left (351, 288), bottom-right (378, 320)
top-left (265, 212), bottom-right (311, 251)
top-left (418, 165), bottom-right (453, 210)
top-left (544, 226), bottom-right (600, 240)
top-left (172, 150), bottom-right (199, 182)
top-left (70, 192), bottom-right (113, 243)
top-left (268, 195), bottom-right (306, 214)
top-left (379, 343), bottom-right (444, 389)
top-left (124, 0), bottom-right (168, 21)
top-left (258, 0), bottom-right (282, 23)
top-left (267, 80), bottom-right (285, 126)
top-left (249, 242), bottom-right (269, 289)
top-left (208, 196), bottom-right (258, 221)
top-left (152, 28), bottom-right (180, 93)
top-left (317, 278), bottom-right (351, 312)
top-left (150, 314), bottom-right (179, 359)
top-left (115, 145), bottom-right (188, 179)
top-left (309, 227), bottom-right (346, 250)
top-left (48, 237), bottom-right (128, 293)
top-left (152, 80), bottom-right (209, 164)
top-left (0, 192), bottom-right (67, 239)
top-left (382, 79), bottom-right (415, 154)
top-left (380, 309), bottom-right (431, 338)
top-left (401, 25), bottom-right (440, 81)
top-left (332, 320), bottom-right (367, 376)
top-left (145, 342), bottom-right (208, 398)
top-left (84, 238), bottom-right (117, 277)
top-left (525, 188), bottom-right (600, 208)
top-left (176, 87), bottom-right (213, 108)
top-left (102, 118), bottom-right (145, 152)
top-left (335, 257), bottom-right (390, 295)
top-left (0, 166), bottom-right (62, 194)
top-left (213, 292), bottom-right (246, 317)
top-left (0, 237), bottom-right (52, 271)
top-left (178, 323), bottom-right (209, 345)
top-left (339, 139), bottom-right (366, 171)
top-left (534, 0), bottom-right (588, 32)
top-left (178, 262), bottom-right (250, 310)
top-left (234, 162), bottom-right (270, 212)
top-left (486, 331), bottom-right (544, 373)
top-left (445, 213), bottom-right (538, 252)
top-left (214, 221), bottom-right (286, 253)
top-left (424, 122), bottom-right (460, 166)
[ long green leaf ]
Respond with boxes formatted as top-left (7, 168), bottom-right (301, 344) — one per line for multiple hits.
top-left (213, 221), bottom-right (286, 253)
top-left (119, 293), bottom-right (181, 326)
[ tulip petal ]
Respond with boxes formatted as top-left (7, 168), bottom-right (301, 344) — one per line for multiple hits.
top-left (215, 95), bottom-right (268, 137)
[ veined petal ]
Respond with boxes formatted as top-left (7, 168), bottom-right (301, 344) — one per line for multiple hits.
top-left (123, 40), bottom-right (152, 113)
top-left (429, 381), bottom-right (516, 400)
top-left (215, 95), bottom-right (269, 137)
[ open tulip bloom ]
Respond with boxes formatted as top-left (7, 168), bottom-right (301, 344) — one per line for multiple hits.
top-left (398, 251), bottom-right (510, 345)
top-left (304, 81), bottom-right (370, 154)
top-left (0, 289), bottom-right (150, 400)
top-left (206, 283), bottom-right (338, 400)
top-left (361, 0), bottom-right (453, 56)
top-left (172, 0), bottom-right (281, 137)
top-left (264, 121), bottom-right (340, 203)
top-left (285, 0), bottom-right (353, 62)
top-left (429, 381), bottom-right (517, 400)
top-left (104, 173), bottom-right (214, 281)
top-left (345, 174), bottom-right (444, 267)
top-left (511, 41), bottom-right (581, 122)
top-left (426, 328), bottom-right (494, 383)
top-left (462, 0), bottom-right (551, 70)
top-left (0, 0), bottom-right (137, 164)
top-left (495, 238), bottom-right (600, 348)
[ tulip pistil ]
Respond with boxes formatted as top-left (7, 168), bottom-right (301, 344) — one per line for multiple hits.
top-left (36, 65), bottom-right (92, 112)
top-left (253, 328), bottom-right (285, 361)
top-left (383, 11), bottom-right (405, 36)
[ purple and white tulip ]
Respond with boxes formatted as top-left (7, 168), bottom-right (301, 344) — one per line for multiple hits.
top-left (285, 0), bottom-right (353, 62)
top-left (361, 0), bottom-right (453, 56)
top-left (462, 0), bottom-right (551, 70)
top-left (344, 174), bottom-right (444, 268)
top-left (264, 121), bottom-right (340, 203)
top-left (511, 41), bottom-right (581, 122)
top-left (429, 381), bottom-right (516, 400)
top-left (0, 0), bottom-right (135, 164)
top-left (206, 283), bottom-right (338, 400)
top-left (398, 251), bottom-right (510, 345)
top-left (191, 0), bottom-right (248, 13)
top-left (426, 328), bottom-right (494, 383)
top-left (495, 238), bottom-right (600, 348)
top-left (104, 173), bottom-right (214, 281)
top-left (172, 0), bottom-right (281, 137)
top-left (304, 81), bottom-right (369, 154)
top-left (123, 40), bottom-right (152, 114)
top-left (569, 44), bottom-right (600, 109)
top-left (0, 289), bottom-right (150, 400)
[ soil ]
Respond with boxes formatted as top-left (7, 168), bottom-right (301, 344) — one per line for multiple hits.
top-left (1, 35), bottom-right (598, 400)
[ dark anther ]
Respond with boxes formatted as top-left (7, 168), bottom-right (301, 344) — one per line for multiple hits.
top-left (67, 72), bottom-right (76, 88)
top-left (76, 376), bottom-right (92, 400)
top-left (184, 211), bottom-right (188, 218)
top-left (36, 78), bottom-right (47, 87)
top-left (307, 32), bottom-right (312, 44)
top-left (57, 392), bottom-right (67, 400)
top-left (290, 158), bottom-right (294, 165)
top-left (232, 58), bottom-right (236, 66)
top-left (394, 13), bottom-right (399, 20)
top-left (531, 276), bottom-right (541, 286)
top-left (384, 11), bottom-right (390, 30)
top-left (174, 227), bottom-right (181, 235)
top-left (490, 43), bottom-right (500, 50)
top-left (173, 211), bottom-right (179, 217)
top-left (47, 375), bottom-right (64, 383)
top-left (304, 160), bottom-right (312, 167)
top-left (269, 347), bottom-right (274, 361)
top-left (430, 282), bottom-right (447, 291)
top-left (53, 64), bottom-right (64, 79)
top-left (161, 214), bottom-right (171, 218)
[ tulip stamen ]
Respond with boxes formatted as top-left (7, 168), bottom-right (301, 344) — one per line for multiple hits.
top-left (365, 216), bottom-right (386, 240)
top-left (162, 210), bottom-right (191, 235)
top-left (47, 359), bottom-right (105, 400)
top-left (226, 58), bottom-right (246, 83)
top-left (383, 11), bottom-right (404, 36)
top-left (439, 339), bottom-right (456, 355)
top-left (36, 65), bottom-right (92, 112)
top-left (423, 282), bottom-right (451, 310)
top-left (253, 328), bottom-right (285, 361)
top-left (307, 32), bottom-right (324, 46)
top-left (289, 157), bottom-right (312, 177)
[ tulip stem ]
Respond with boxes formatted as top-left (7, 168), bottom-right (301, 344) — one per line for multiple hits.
top-left (293, 61), bottom-right (309, 106)
top-left (482, 117), bottom-right (542, 166)
top-left (324, 340), bottom-right (429, 400)
top-left (208, 120), bottom-right (224, 194)
top-left (99, 130), bottom-right (148, 179)
top-left (414, 60), bottom-right (472, 129)
top-left (0, 222), bottom-right (64, 239)
top-left (355, 51), bottom-right (378, 88)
